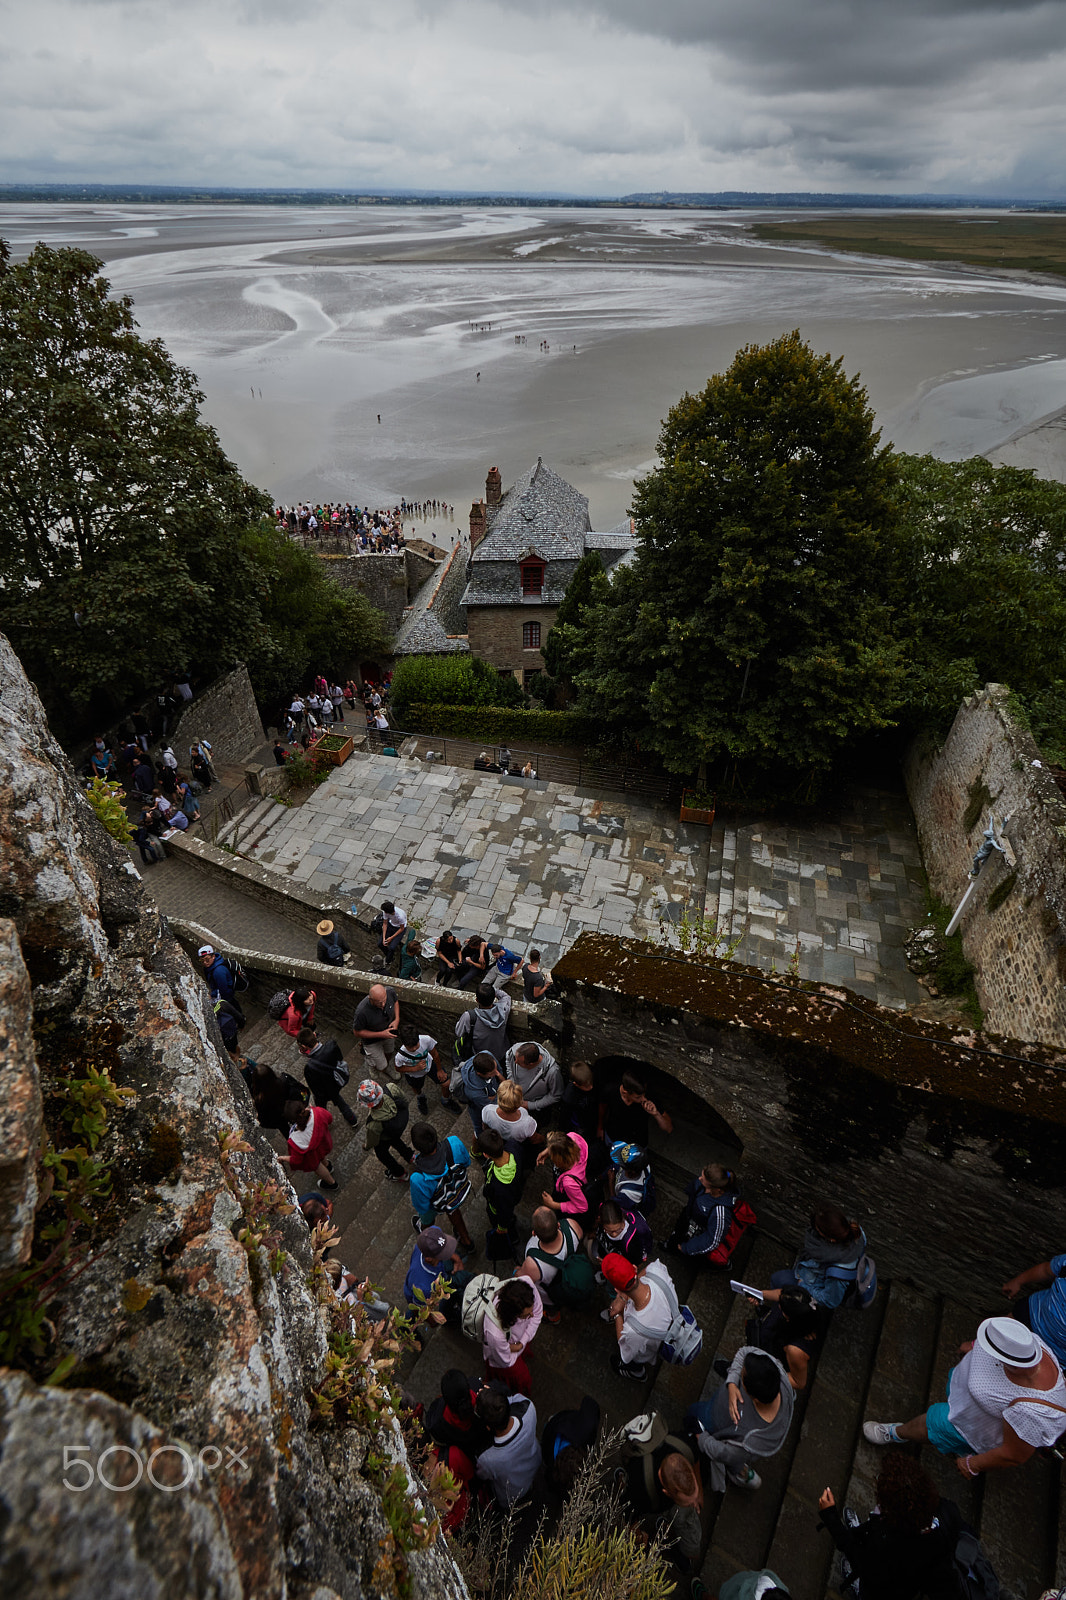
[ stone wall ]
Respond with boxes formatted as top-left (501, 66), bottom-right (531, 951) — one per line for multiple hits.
top-left (170, 663), bottom-right (264, 768)
top-left (467, 602), bottom-right (557, 677)
top-left (552, 933), bottom-right (1066, 1313)
top-left (318, 551), bottom-right (441, 638)
top-left (0, 633), bottom-right (465, 1600)
top-left (905, 683), bottom-right (1066, 1046)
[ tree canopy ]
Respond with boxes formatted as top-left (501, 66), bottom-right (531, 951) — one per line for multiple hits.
top-left (541, 550), bottom-right (609, 684)
top-left (0, 243), bottom-right (389, 727)
top-left (572, 331), bottom-right (905, 792)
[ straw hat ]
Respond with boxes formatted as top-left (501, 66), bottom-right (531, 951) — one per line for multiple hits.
top-left (317, 919), bottom-right (334, 937)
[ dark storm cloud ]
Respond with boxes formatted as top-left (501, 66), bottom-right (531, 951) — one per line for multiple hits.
top-left (0, 0), bottom-right (1064, 193)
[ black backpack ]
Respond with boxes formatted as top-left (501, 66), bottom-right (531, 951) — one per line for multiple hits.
top-left (222, 956), bottom-right (250, 993)
top-left (268, 990), bottom-right (291, 1020)
top-left (952, 1530), bottom-right (1003, 1600)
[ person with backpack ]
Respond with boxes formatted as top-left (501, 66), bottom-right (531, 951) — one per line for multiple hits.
top-left (315, 919), bottom-right (350, 967)
top-left (561, 1059), bottom-right (599, 1144)
top-left (766, 1204), bottom-right (869, 1309)
top-left (742, 1284), bottom-right (821, 1392)
top-left (279, 1100), bottom-right (336, 1191)
top-left (692, 1573), bottom-right (791, 1600)
top-left (481, 1127), bottom-right (523, 1265)
top-left (686, 1348), bottom-right (795, 1491)
top-left (817, 1449), bottom-right (963, 1600)
top-left (357, 1079), bottom-right (414, 1181)
top-left (395, 1023), bottom-right (456, 1114)
top-left (536, 1131), bottom-right (591, 1226)
top-left (242, 1060), bottom-right (307, 1136)
top-left (455, 983), bottom-right (512, 1066)
top-left (198, 944), bottom-right (236, 1003)
top-left (403, 1226), bottom-right (470, 1327)
top-left (409, 1122), bottom-right (475, 1253)
top-left (609, 1142), bottom-right (656, 1217)
top-left (518, 1207), bottom-right (589, 1320)
top-left (602, 1253), bottom-right (678, 1382)
top-left (459, 1051), bottom-right (502, 1137)
top-left (276, 984), bottom-right (316, 1040)
top-left (297, 1027), bottom-right (358, 1126)
top-left (482, 1277), bottom-right (543, 1396)
top-left (423, 1368), bottom-right (493, 1465)
top-left (667, 1163), bottom-right (754, 1268)
top-left (503, 1040), bottom-right (564, 1119)
top-left (589, 1200), bottom-right (651, 1276)
top-left (621, 1441), bottom-right (703, 1580)
top-left (540, 1396), bottom-right (601, 1501)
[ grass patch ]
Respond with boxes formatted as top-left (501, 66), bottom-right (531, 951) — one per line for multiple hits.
top-left (749, 215), bottom-right (1066, 278)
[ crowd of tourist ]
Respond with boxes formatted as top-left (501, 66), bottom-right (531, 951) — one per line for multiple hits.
top-left (276, 496), bottom-right (454, 550)
top-left (197, 897), bottom-right (1059, 1599)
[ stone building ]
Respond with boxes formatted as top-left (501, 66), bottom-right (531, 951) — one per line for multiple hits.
top-left (461, 459), bottom-right (635, 687)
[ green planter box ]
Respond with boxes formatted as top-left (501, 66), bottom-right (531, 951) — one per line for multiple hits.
top-left (680, 789), bottom-right (716, 826)
top-left (309, 733), bottom-right (354, 767)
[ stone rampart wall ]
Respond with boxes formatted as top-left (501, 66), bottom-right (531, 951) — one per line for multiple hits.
top-left (170, 663), bottom-right (264, 768)
top-left (553, 933), bottom-right (1066, 1311)
top-left (905, 683), bottom-right (1066, 1046)
top-left (317, 552), bottom-right (439, 637)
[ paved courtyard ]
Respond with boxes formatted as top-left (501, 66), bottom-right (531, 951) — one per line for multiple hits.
top-left (248, 752), bottom-right (709, 968)
top-left (243, 754), bottom-right (927, 1006)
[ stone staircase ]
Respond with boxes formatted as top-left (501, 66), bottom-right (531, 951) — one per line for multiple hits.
top-left (211, 794), bottom-right (286, 855)
top-left (238, 1004), bottom-right (1064, 1599)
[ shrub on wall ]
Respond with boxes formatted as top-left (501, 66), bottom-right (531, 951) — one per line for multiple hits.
top-left (405, 702), bottom-right (600, 745)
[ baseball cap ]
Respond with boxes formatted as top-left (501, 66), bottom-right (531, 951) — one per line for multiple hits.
top-left (602, 1252), bottom-right (638, 1292)
top-left (976, 1316), bottom-right (1042, 1369)
top-left (417, 1226), bottom-right (457, 1261)
top-left (611, 1141), bottom-right (645, 1169)
top-left (197, 945), bottom-right (214, 957)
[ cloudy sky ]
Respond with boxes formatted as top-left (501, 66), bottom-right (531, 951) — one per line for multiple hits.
top-left (2, 0), bottom-right (1065, 196)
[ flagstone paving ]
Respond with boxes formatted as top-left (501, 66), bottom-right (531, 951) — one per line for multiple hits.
top-left (236, 754), bottom-right (928, 1008)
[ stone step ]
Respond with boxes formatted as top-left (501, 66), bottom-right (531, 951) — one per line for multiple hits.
top-left (718, 825), bottom-right (738, 937)
top-left (212, 794), bottom-right (269, 848)
top-left (762, 1292), bottom-right (889, 1600)
top-left (843, 1279), bottom-right (940, 1523)
top-left (921, 1298), bottom-right (983, 1531)
top-left (645, 1233), bottom-right (759, 1431)
top-left (979, 1444), bottom-right (1058, 1600)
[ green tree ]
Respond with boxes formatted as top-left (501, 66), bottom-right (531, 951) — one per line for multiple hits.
top-left (237, 524), bottom-right (392, 711)
top-left (389, 653), bottom-right (523, 725)
top-left (891, 453), bottom-right (1066, 743)
top-left (541, 550), bottom-right (609, 684)
top-left (0, 242), bottom-right (271, 717)
top-left (574, 331), bottom-right (905, 793)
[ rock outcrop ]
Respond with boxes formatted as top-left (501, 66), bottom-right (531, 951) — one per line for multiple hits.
top-left (0, 634), bottom-right (465, 1599)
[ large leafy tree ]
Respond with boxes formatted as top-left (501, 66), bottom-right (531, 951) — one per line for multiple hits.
top-left (891, 453), bottom-right (1066, 733)
top-left (575, 332), bottom-right (906, 791)
top-left (0, 243), bottom-right (272, 717)
top-left (541, 550), bottom-right (609, 684)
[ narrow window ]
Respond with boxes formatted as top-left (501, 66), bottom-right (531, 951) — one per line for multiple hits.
top-left (523, 621), bottom-right (541, 649)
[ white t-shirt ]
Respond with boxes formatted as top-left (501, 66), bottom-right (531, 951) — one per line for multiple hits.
top-left (481, 1105), bottom-right (538, 1146)
top-left (384, 907), bottom-right (407, 934)
top-left (395, 1034), bottom-right (437, 1076)
top-left (619, 1277), bottom-right (675, 1366)
top-left (948, 1342), bottom-right (1066, 1453)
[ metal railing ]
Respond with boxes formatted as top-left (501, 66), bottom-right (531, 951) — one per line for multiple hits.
top-left (361, 725), bottom-right (681, 805)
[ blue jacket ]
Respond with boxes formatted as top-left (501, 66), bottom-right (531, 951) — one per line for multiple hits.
top-left (460, 1058), bottom-right (498, 1116)
top-left (410, 1136), bottom-right (471, 1220)
top-left (678, 1180), bottom-right (738, 1257)
top-left (404, 1249), bottom-right (446, 1307)
top-left (206, 955), bottom-right (235, 1002)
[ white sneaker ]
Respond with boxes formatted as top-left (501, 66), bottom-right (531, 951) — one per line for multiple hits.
top-left (727, 1466), bottom-right (761, 1490)
top-left (862, 1421), bottom-right (899, 1446)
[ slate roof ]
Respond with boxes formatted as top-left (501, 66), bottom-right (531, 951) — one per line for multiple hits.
top-left (393, 535), bottom-right (471, 657)
top-left (461, 461), bottom-right (638, 611)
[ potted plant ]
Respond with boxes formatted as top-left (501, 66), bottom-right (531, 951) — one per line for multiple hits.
top-left (679, 789), bottom-right (716, 826)
top-left (308, 731), bottom-right (355, 767)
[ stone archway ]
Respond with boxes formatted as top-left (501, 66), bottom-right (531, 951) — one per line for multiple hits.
top-left (591, 1053), bottom-right (744, 1207)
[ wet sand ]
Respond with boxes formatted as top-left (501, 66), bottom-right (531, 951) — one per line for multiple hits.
top-left (5, 203), bottom-right (1066, 519)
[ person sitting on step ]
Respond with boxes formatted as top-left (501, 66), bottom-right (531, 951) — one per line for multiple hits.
top-left (817, 1449), bottom-right (963, 1600)
top-left (686, 1347), bottom-right (795, 1493)
top-left (761, 1203), bottom-right (868, 1310)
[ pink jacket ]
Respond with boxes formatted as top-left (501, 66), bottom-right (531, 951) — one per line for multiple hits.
top-left (554, 1133), bottom-right (589, 1215)
top-left (483, 1290), bottom-right (544, 1369)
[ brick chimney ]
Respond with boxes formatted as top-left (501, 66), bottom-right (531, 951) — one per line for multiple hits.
top-left (469, 499), bottom-right (487, 548)
top-left (486, 465), bottom-right (502, 507)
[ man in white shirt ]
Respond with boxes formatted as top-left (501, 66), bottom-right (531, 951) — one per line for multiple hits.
top-left (603, 1253), bottom-right (677, 1381)
top-left (474, 1387), bottom-right (540, 1506)
top-left (864, 1315), bottom-right (1066, 1477)
top-left (378, 901), bottom-right (407, 968)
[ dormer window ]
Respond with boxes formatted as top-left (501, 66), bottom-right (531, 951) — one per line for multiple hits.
top-left (520, 558), bottom-right (545, 597)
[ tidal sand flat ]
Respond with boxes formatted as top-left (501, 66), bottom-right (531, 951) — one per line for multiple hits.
top-left (6, 203), bottom-right (1066, 517)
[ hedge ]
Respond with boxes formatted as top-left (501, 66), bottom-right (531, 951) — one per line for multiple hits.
top-left (405, 703), bottom-right (601, 746)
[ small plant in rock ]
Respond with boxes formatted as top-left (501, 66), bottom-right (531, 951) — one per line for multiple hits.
top-left (84, 776), bottom-right (135, 848)
top-left (655, 903), bottom-right (746, 962)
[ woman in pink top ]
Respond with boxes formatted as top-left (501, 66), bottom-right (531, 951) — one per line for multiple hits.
top-left (482, 1277), bottom-right (543, 1396)
top-left (536, 1131), bottom-right (590, 1224)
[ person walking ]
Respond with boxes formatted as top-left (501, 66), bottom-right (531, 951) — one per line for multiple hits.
top-left (278, 984), bottom-right (316, 1039)
top-left (409, 1122), bottom-right (475, 1252)
top-left (357, 1079), bottom-right (413, 1182)
top-left (765, 1204), bottom-right (868, 1309)
top-left (863, 1315), bottom-right (1066, 1475)
top-left (280, 1101), bottom-right (336, 1191)
top-left (482, 1276), bottom-right (543, 1396)
top-left (455, 983), bottom-right (512, 1066)
top-left (536, 1131), bottom-right (591, 1226)
top-left (459, 1050), bottom-right (501, 1138)
top-left (353, 982), bottom-right (401, 1075)
top-left (480, 1079), bottom-right (538, 1163)
top-left (503, 1040), bottom-right (564, 1119)
top-left (602, 1253), bottom-right (677, 1382)
top-left (474, 1389), bottom-right (540, 1508)
top-left (395, 1023), bottom-right (455, 1114)
top-left (817, 1450), bottom-right (963, 1600)
top-left (297, 1026), bottom-right (358, 1126)
top-left (667, 1163), bottom-right (748, 1266)
top-left (1002, 1252), bottom-right (1066, 1368)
